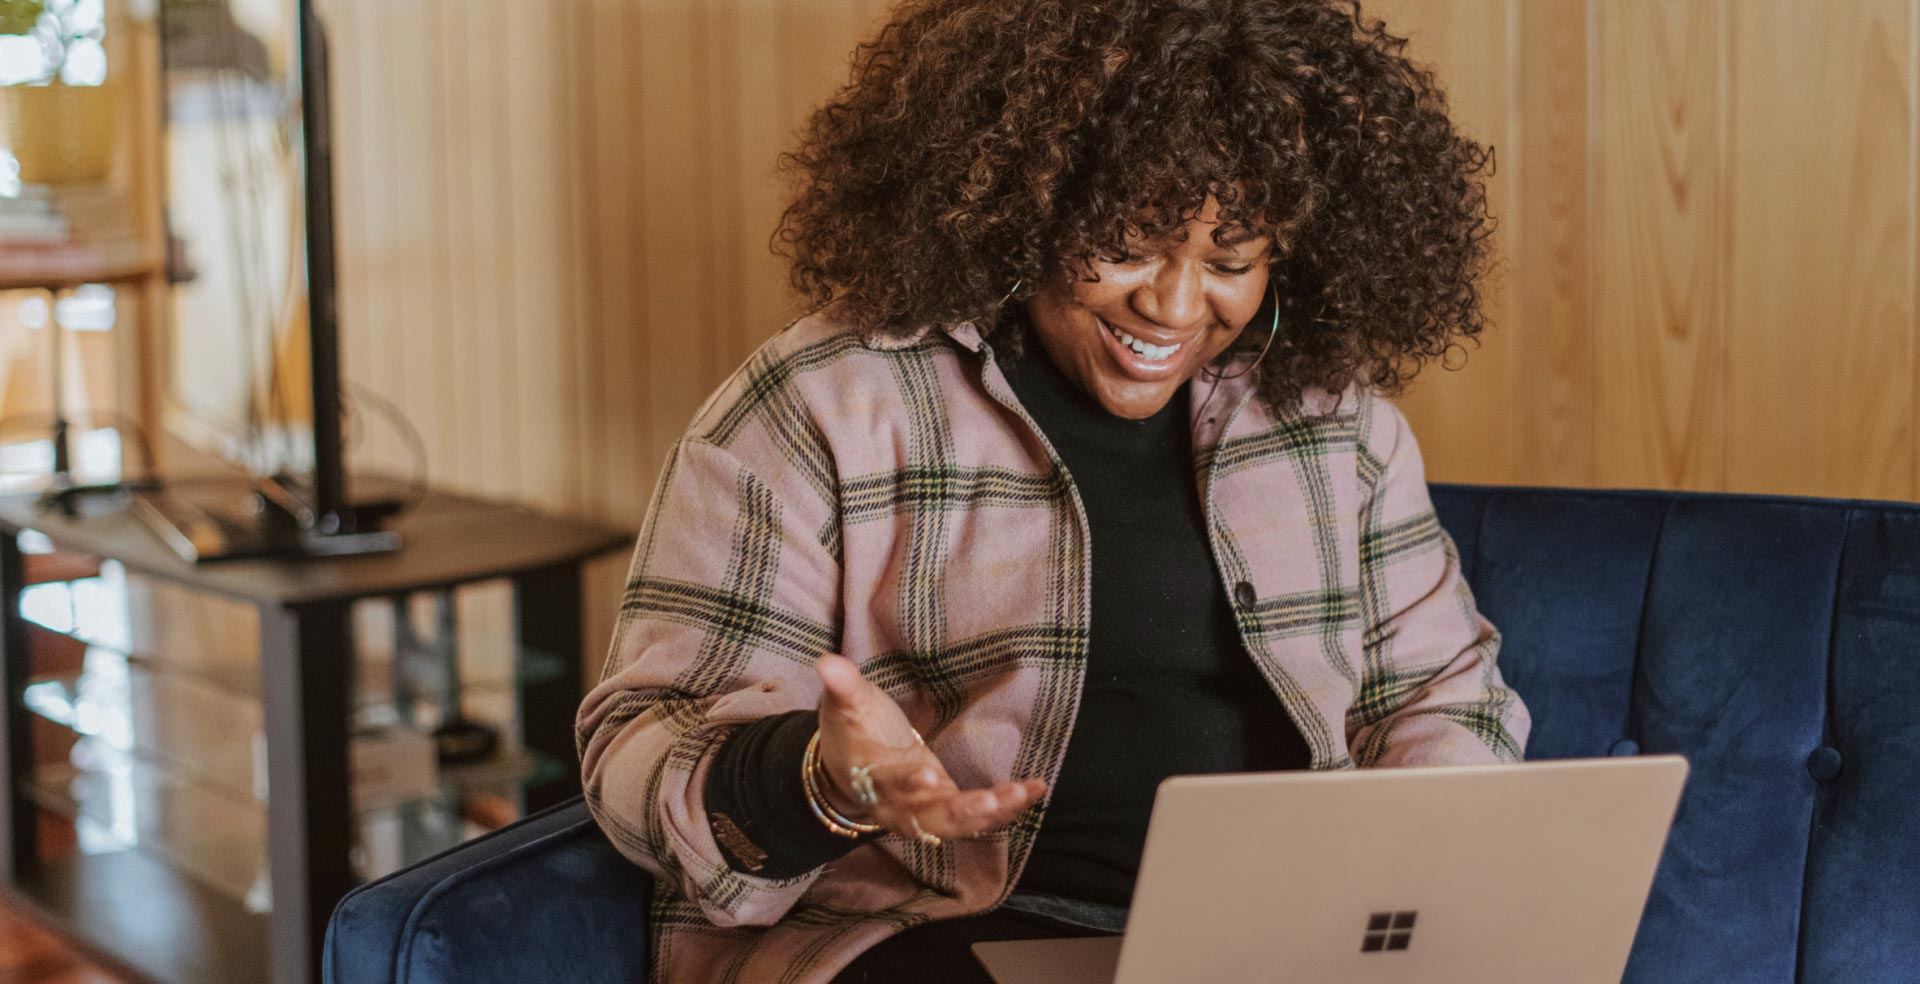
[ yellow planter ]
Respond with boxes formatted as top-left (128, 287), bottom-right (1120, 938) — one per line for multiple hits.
top-left (4, 82), bottom-right (118, 184)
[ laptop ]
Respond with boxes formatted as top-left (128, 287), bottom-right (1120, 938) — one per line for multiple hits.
top-left (973, 756), bottom-right (1688, 984)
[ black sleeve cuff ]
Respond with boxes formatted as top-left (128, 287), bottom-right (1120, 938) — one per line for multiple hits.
top-left (704, 709), bottom-right (876, 878)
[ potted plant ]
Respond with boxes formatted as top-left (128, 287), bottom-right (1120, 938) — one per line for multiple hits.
top-left (1, 0), bottom-right (116, 184)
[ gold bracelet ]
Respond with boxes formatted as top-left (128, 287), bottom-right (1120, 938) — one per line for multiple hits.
top-left (803, 729), bottom-right (884, 838)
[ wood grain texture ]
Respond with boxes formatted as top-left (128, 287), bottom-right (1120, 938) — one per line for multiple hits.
top-left (1386, 0), bottom-right (1920, 502)
top-left (1512, 0), bottom-right (1594, 488)
top-left (1590, 0), bottom-right (1730, 492)
top-left (1725, 0), bottom-right (1913, 499)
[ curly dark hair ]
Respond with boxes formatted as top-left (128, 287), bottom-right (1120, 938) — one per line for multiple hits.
top-left (773, 0), bottom-right (1495, 413)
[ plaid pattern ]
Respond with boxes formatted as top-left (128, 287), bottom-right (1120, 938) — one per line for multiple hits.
top-left (577, 312), bottom-right (1531, 983)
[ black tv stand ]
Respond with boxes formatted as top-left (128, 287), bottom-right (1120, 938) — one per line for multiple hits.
top-left (34, 476), bottom-right (161, 519)
top-left (131, 476), bottom-right (406, 564)
top-left (0, 481), bottom-right (632, 984)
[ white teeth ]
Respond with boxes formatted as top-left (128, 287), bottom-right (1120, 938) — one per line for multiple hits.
top-left (1106, 322), bottom-right (1182, 362)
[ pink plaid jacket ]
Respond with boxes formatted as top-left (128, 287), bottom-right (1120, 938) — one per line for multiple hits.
top-left (577, 310), bottom-right (1531, 983)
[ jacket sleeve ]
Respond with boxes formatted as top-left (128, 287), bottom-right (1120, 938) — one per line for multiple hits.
top-left (1345, 397), bottom-right (1532, 767)
top-left (576, 436), bottom-right (844, 927)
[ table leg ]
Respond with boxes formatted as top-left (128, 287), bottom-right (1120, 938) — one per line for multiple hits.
top-left (512, 562), bottom-right (583, 812)
top-left (0, 533), bottom-right (33, 884)
top-left (260, 601), bottom-right (352, 984)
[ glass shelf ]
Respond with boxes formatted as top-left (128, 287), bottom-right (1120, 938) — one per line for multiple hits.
top-left (23, 736), bottom-right (566, 913)
top-left (15, 562), bottom-right (568, 710)
top-left (21, 664), bottom-right (564, 805)
top-left (25, 740), bottom-right (266, 908)
top-left (0, 455), bottom-right (616, 984)
top-left (2, 527), bottom-right (591, 984)
top-left (25, 646), bottom-right (260, 800)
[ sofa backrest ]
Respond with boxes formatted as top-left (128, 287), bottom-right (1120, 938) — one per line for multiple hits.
top-left (1430, 484), bottom-right (1920, 984)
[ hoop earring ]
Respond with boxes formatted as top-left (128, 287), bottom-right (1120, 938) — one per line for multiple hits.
top-left (1206, 282), bottom-right (1282, 382)
top-left (1000, 279), bottom-right (1024, 305)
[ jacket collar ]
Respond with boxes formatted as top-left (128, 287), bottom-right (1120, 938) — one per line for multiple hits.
top-left (859, 316), bottom-right (1274, 421)
top-left (859, 319), bottom-right (986, 353)
top-left (859, 312), bottom-right (1337, 431)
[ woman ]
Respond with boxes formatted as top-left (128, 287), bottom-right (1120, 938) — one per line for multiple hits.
top-left (577, 1), bottom-right (1531, 981)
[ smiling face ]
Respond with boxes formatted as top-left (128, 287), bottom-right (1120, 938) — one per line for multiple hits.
top-left (1022, 197), bottom-right (1275, 420)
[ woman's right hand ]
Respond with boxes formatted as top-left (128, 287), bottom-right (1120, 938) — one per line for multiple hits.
top-left (814, 653), bottom-right (1047, 842)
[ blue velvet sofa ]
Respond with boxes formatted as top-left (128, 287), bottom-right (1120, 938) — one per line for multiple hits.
top-left (325, 483), bottom-right (1920, 983)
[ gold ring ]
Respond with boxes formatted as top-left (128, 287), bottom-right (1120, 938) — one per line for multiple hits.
top-left (849, 763), bottom-right (879, 806)
top-left (908, 815), bottom-right (942, 847)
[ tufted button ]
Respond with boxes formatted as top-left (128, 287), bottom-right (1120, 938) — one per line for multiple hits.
top-left (1608, 739), bottom-right (1640, 757)
top-left (1233, 581), bottom-right (1258, 610)
top-left (1806, 746), bottom-right (1844, 783)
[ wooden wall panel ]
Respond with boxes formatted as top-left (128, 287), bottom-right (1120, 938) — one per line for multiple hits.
top-left (390, 1), bottom-right (445, 488)
top-left (637, 0), bottom-right (718, 500)
top-left (432, 0), bottom-right (477, 491)
top-left (508, 0), bottom-right (587, 511)
top-left (724, 0), bottom-right (796, 371)
top-left (1724, 0), bottom-right (1914, 499)
top-left (1590, 0), bottom-right (1730, 492)
top-left (1512, 0), bottom-right (1594, 488)
top-left (574, 0), bottom-right (639, 521)
top-left (1385, 0), bottom-right (1919, 502)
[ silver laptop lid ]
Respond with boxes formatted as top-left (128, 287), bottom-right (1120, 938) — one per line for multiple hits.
top-left (1101, 756), bottom-right (1688, 984)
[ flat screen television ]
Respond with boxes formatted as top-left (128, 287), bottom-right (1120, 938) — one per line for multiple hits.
top-left (148, 0), bottom-right (399, 559)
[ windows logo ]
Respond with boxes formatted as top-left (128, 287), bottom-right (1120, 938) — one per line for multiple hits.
top-left (1361, 911), bottom-right (1417, 952)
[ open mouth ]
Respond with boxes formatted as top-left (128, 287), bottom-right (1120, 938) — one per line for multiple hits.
top-left (1101, 319), bottom-right (1183, 363)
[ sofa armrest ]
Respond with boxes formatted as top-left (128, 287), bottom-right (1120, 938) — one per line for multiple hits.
top-left (325, 798), bottom-right (653, 984)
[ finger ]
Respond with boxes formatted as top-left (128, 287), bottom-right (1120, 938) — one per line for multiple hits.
top-left (881, 762), bottom-right (1036, 812)
top-left (954, 781), bottom-right (1035, 829)
top-left (906, 791), bottom-right (1010, 840)
top-left (818, 658), bottom-right (921, 747)
top-left (816, 654), bottom-right (866, 718)
top-left (911, 778), bottom-right (1047, 839)
top-left (853, 750), bottom-right (954, 809)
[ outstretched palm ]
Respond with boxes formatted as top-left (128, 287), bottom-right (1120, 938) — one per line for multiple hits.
top-left (814, 654), bottom-right (1047, 841)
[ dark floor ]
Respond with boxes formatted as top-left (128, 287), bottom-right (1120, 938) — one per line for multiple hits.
top-left (0, 899), bottom-right (125, 984)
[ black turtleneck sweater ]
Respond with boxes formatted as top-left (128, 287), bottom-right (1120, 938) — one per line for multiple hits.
top-left (999, 338), bottom-right (1311, 905)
